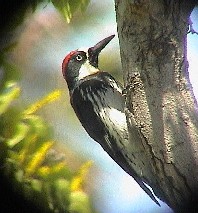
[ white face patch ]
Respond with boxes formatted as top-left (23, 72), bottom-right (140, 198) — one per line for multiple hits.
top-left (76, 47), bottom-right (99, 80)
top-left (78, 60), bottom-right (99, 80)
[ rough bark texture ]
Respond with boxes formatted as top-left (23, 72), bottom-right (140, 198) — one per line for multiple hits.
top-left (114, 0), bottom-right (198, 211)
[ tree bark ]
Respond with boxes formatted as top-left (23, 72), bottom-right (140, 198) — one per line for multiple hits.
top-left (114, 0), bottom-right (198, 211)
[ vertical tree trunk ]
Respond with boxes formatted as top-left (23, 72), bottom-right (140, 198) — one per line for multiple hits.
top-left (114, 0), bottom-right (198, 211)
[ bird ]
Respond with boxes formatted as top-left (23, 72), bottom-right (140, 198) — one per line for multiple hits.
top-left (62, 35), bottom-right (159, 205)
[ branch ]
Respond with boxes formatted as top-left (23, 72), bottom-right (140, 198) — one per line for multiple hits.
top-left (115, 0), bottom-right (198, 211)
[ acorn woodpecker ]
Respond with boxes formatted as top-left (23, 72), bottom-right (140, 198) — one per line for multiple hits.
top-left (62, 35), bottom-right (159, 205)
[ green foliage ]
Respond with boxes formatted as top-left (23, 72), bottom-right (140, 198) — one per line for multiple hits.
top-left (0, 45), bottom-right (21, 90)
top-left (0, 82), bottom-right (93, 213)
top-left (70, 191), bottom-right (92, 213)
top-left (0, 81), bottom-right (20, 115)
top-left (0, 0), bottom-right (93, 211)
top-left (51, 0), bottom-right (90, 23)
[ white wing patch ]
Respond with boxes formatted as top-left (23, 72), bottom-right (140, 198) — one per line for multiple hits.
top-left (99, 106), bottom-right (128, 149)
top-left (88, 87), bottom-right (128, 145)
top-left (99, 107), bottom-right (127, 134)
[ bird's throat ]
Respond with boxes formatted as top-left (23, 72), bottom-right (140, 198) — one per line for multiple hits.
top-left (78, 61), bottom-right (99, 80)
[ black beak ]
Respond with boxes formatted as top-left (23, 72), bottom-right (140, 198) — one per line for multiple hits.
top-left (88, 35), bottom-right (115, 67)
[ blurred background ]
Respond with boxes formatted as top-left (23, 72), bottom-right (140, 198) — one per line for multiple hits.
top-left (1, 1), bottom-right (198, 212)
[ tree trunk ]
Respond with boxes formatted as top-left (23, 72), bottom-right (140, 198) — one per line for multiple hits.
top-left (114, 0), bottom-right (198, 211)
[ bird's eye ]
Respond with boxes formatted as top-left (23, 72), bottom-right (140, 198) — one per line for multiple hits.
top-left (76, 54), bottom-right (83, 61)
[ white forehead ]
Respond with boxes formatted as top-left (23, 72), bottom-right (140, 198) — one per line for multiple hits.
top-left (77, 47), bottom-right (89, 53)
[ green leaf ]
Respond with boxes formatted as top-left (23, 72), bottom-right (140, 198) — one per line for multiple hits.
top-left (80, 0), bottom-right (90, 11)
top-left (69, 191), bottom-right (92, 213)
top-left (15, 169), bottom-right (24, 182)
top-left (0, 80), bottom-right (93, 212)
top-left (0, 81), bottom-right (20, 115)
top-left (24, 141), bottom-right (54, 177)
top-left (30, 179), bottom-right (42, 192)
top-left (23, 90), bottom-right (61, 116)
top-left (71, 161), bottom-right (92, 192)
top-left (53, 179), bottom-right (71, 210)
top-left (0, 56), bottom-right (21, 87)
top-left (51, 0), bottom-right (90, 23)
top-left (37, 162), bottom-right (72, 181)
top-left (6, 122), bottom-right (29, 148)
top-left (22, 115), bottom-right (52, 142)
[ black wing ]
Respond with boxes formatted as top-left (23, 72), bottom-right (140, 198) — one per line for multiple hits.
top-left (70, 72), bottom-right (159, 205)
top-left (71, 72), bottom-right (125, 150)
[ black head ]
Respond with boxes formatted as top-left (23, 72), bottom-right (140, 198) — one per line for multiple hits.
top-left (62, 35), bottom-right (115, 90)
